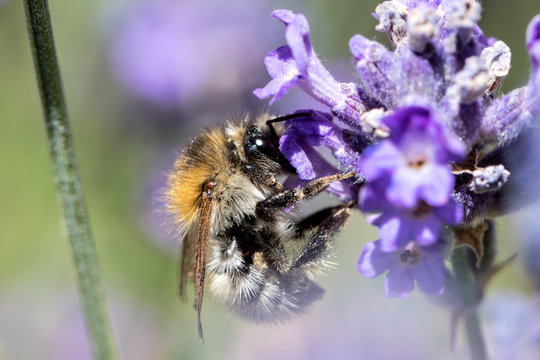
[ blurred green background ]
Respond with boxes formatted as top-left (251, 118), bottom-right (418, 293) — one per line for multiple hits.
top-left (1, 0), bottom-right (540, 359)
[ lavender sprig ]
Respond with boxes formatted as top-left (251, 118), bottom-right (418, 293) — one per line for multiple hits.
top-left (23, 1), bottom-right (117, 359)
top-left (255, 0), bottom-right (540, 356)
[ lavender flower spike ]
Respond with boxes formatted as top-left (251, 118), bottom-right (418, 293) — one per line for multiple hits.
top-left (254, 10), bottom-right (367, 130)
top-left (253, 2), bottom-right (540, 315)
top-left (358, 240), bottom-right (445, 297)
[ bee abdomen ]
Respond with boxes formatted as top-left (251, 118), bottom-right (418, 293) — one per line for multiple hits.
top-left (234, 270), bottom-right (325, 323)
top-left (207, 225), bottom-right (325, 323)
top-left (208, 267), bottom-right (324, 323)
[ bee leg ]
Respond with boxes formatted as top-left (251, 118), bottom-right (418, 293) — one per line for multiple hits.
top-left (229, 140), bottom-right (283, 190)
top-left (294, 204), bottom-right (350, 238)
top-left (241, 163), bottom-right (283, 191)
top-left (291, 203), bottom-right (353, 270)
top-left (255, 172), bottom-right (355, 220)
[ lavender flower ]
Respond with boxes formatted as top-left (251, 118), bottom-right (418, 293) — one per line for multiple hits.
top-left (277, 110), bottom-right (370, 201)
top-left (279, 110), bottom-right (370, 179)
top-left (358, 106), bottom-right (464, 209)
top-left (253, 10), bottom-right (366, 130)
top-left (109, 0), bottom-right (273, 107)
top-left (358, 239), bottom-right (445, 297)
top-left (255, 1), bottom-right (540, 301)
top-left (357, 105), bottom-right (463, 251)
top-left (365, 200), bottom-right (462, 252)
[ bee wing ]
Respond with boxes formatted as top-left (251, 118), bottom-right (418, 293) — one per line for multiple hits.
top-left (193, 187), bottom-right (216, 341)
top-left (178, 229), bottom-right (195, 301)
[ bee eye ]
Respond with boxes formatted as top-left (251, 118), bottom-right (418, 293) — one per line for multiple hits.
top-left (251, 135), bottom-right (277, 157)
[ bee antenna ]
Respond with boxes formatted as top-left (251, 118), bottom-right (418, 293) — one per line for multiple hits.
top-left (266, 111), bottom-right (312, 125)
top-left (266, 112), bottom-right (312, 141)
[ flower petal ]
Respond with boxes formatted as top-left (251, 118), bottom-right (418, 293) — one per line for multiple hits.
top-left (386, 167), bottom-right (423, 208)
top-left (377, 214), bottom-right (408, 252)
top-left (420, 164), bottom-right (454, 206)
top-left (284, 13), bottom-right (311, 73)
top-left (279, 131), bottom-right (317, 179)
top-left (253, 46), bottom-right (300, 104)
top-left (414, 215), bottom-right (441, 246)
top-left (358, 141), bottom-right (402, 180)
top-left (415, 244), bottom-right (445, 295)
top-left (357, 240), bottom-right (394, 278)
top-left (385, 267), bottom-right (415, 298)
top-left (433, 199), bottom-right (463, 225)
top-left (526, 14), bottom-right (540, 71)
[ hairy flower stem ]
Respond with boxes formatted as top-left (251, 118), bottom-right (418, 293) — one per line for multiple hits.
top-left (23, 1), bottom-right (117, 359)
top-left (453, 248), bottom-right (487, 360)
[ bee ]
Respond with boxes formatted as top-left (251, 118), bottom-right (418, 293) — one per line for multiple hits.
top-left (165, 112), bottom-right (355, 339)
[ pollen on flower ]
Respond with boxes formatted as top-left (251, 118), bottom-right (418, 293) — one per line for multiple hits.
top-left (408, 158), bottom-right (426, 169)
top-left (412, 201), bottom-right (432, 218)
top-left (398, 243), bottom-right (422, 267)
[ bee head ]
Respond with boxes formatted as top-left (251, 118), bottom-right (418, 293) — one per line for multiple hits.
top-left (244, 124), bottom-right (296, 173)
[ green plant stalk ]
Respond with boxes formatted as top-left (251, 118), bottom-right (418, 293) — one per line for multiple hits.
top-left (453, 248), bottom-right (487, 360)
top-left (23, 1), bottom-right (117, 359)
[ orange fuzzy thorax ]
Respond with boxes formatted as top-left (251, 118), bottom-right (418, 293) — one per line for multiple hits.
top-left (166, 126), bottom-right (230, 232)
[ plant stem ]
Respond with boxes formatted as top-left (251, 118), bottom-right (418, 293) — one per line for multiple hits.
top-left (23, 1), bottom-right (117, 359)
top-left (464, 310), bottom-right (487, 360)
top-left (453, 248), bottom-right (487, 360)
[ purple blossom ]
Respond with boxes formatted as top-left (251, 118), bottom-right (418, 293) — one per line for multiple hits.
top-left (278, 110), bottom-right (367, 201)
top-left (254, 10), bottom-right (366, 129)
top-left (253, 10), bottom-right (343, 106)
top-left (109, 0), bottom-right (273, 107)
top-left (526, 15), bottom-right (540, 107)
top-left (279, 110), bottom-right (370, 178)
top-left (358, 106), bottom-right (465, 209)
top-left (254, 2), bottom-right (540, 300)
top-left (365, 199), bottom-right (462, 252)
top-left (478, 15), bottom-right (540, 146)
top-left (358, 240), bottom-right (445, 297)
top-left (349, 35), bottom-right (440, 108)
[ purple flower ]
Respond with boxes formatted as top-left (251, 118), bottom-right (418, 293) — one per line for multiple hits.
top-left (253, 2), bottom-right (540, 302)
top-left (358, 106), bottom-right (465, 209)
top-left (364, 200), bottom-right (462, 252)
top-left (278, 110), bottom-right (367, 201)
top-left (279, 110), bottom-right (370, 178)
top-left (254, 10), bottom-right (366, 128)
top-left (479, 15), bottom-right (540, 146)
top-left (358, 240), bottom-right (445, 297)
top-left (109, 0), bottom-right (273, 107)
top-left (526, 15), bottom-right (540, 107)
top-left (349, 35), bottom-right (439, 108)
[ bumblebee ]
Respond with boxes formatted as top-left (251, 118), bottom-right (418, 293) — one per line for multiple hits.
top-left (166, 113), bottom-right (354, 339)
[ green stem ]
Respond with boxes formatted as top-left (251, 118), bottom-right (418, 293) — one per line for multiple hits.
top-left (464, 310), bottom-right (487, 360)
top-left (453, 248), bottom-right (487, 360)
top-left (23, 1), bottom-right (117, 359)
